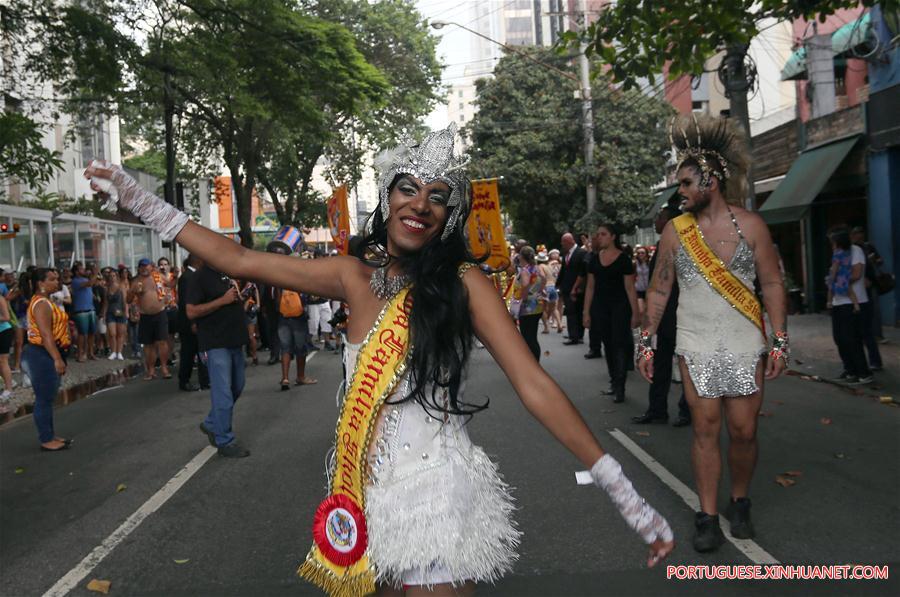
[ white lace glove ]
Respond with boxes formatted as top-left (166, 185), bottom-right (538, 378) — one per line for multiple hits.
top-left (88, 160), bottom-right (190, 242)
top-left (591, 454), bottom-right (674, 544)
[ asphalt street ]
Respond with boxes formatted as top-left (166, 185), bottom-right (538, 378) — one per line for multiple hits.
top-left (1, 337), bottom-right (898, 597)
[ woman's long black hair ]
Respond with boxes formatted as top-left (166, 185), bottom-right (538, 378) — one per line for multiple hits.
top-left (357, 176), bottom-right (488, 418)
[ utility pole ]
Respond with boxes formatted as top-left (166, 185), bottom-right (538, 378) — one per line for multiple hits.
top-left (163, 69), bottom-right (176, 207)
top-left (578, 0), bottom-right (596, 213)
top-left (720, 43), bottom-right (756, 210)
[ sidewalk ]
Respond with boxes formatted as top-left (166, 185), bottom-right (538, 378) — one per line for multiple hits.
top-left (0, 354), bottom-right (145, 425)
top-left (786, 313), bottom-right (899, 402)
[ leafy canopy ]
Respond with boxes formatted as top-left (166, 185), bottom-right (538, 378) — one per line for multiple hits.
top-left (561, 0), bottom-right (887, 89)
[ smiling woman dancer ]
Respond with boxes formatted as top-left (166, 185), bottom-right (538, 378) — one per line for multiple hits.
top-left (85, 124), bottom-right (673, 597)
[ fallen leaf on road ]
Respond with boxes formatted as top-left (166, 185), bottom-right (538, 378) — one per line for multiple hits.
top-left (784, 471), bottom-right (803, 477)
top-left (800, 375), bottom-right (813, 381)
top-left (794, 359), bottom-right (804, 365)
top-left (775, 475), bottom-right (796, 487)
top-left (758, 411), bottom-right (773, 418)
top-left (14, 467), bottom-right (24, 474)
top-left (543, 351), bottom-right (551, 356)
top-left (820, 417), bottom-right (832, 425)
top-left (879, 396), bottom-right (894, 404)
top-left (116, 483), bottom-right (127, 493)
top-left (834, 452), bottom-right (845, 459)
top-left (86, 579), bottom-right (111, 594)
top-left (635, 431), bottom-right (651, 437)
top-left (173, 559), bottom-right (190, 564)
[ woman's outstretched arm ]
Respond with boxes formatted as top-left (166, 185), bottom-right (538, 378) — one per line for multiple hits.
top-left (84, 161), bottom-right (353, 300)
top-left (463, 268), bottom-right (674, 566)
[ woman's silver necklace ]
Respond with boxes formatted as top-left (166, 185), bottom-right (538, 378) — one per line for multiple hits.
top-left (369, 266), bottom-right (410, 300)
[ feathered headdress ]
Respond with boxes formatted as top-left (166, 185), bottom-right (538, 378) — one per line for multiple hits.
top-left (669, 114), bottom-right (751, 206)
top-left (373, 122), bottom-right (470, 241)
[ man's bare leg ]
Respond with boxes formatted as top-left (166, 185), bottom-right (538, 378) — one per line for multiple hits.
top-left (723, 362), bottom-right (764, 499)
top-left (157, 340), bottom-right (171, 377)
top-left (679, 358), bottom-right (723, 515)
top-left (143, 344), bottom-right (157, 380)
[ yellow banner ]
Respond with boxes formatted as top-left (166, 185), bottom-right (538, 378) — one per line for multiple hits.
top-left (672, 214), bottom-right (765, 337)
top-left (298, 288), bottom-right (413, 597)
top-left (468, 179), bottom-right (508, 270)
top-left (327, 185), bottom-right (351, 255)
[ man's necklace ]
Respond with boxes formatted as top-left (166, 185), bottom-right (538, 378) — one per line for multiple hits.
top-left (369, 266), bottom-right (410, 300)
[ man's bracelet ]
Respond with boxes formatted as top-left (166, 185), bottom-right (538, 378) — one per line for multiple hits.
top-left (636, 329), bottom-right (654, 361)
top-left (769, 330), bottom-right (789, 363)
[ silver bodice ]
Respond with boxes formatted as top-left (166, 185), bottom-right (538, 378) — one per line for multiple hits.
top-left (673, 212), bottom-right (767, 398)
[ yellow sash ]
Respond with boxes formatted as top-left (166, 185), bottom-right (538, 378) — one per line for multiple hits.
top-left (672, 213), bottom-right (765, 337)
top-left (298, 288), bottom-right (413, 597)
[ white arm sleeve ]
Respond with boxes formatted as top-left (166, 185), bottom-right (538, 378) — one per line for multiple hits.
top-left (94, 161), bottom-right (190, 242)
top-left (591, 454), bottom-right (674, 544)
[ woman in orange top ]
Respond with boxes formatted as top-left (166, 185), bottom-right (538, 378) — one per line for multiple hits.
top-left (21, 268), bottom-right (72, 451)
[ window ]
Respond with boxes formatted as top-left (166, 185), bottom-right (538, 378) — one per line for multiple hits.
top-left (12, 218), bottom-right (32, 268)
top-left (53, 220), bottom-right (76, 267)
top-left (34, 221), bottom-right (51, 267)
top-left (459, 102), bottom-right (464, 111)
top-left (459, 115), bottom-right (465, 123)
top-left (458, 90), bottom-right (463, 98)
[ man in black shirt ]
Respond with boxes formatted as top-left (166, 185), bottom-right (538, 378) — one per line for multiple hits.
top-left (177, 254), bottom-right (209, 392)
top-left (184, 265), bottom-right (250, 458)
top-left (632, 203), bottom-right (691, 427)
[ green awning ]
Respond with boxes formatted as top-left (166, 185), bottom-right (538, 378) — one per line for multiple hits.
top-left (832, 12), bottom-right (873, 57)
top-left (758, 136), bottom-right (860, 225)
top-left (639, 185), bottom-right (678, 228)
top-left (781, 47), bottom-right (807, 81)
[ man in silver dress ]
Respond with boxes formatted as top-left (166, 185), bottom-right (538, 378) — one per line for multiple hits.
top-left (638, 116), bottom-right (788, 553)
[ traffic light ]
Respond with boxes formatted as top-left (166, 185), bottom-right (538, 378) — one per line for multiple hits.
top-left (0, 222), bottom-right (18, 239)
top-left (0, 223), bottom-right (7, 233)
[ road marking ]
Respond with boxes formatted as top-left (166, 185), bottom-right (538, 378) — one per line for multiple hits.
top-left (608, 428), bottom-right (780, 565)
top-left (42, 446), bottom-right (218, 597)
top-left (43, 350), bottom-right (319, 596)
top-left (89, 385), bottom-right (124, 397)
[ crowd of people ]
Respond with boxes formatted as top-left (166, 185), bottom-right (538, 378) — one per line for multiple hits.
top-left (0, 250), bottom-right (348, 454)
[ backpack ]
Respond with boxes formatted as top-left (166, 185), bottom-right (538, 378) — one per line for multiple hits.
top-left (279, 290), bottom-right (304, 318)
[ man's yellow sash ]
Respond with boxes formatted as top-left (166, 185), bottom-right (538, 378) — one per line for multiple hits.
top-left (298, 288), bottom-right (413, 597)
top-left (672, 213), bottom-right (765, 337)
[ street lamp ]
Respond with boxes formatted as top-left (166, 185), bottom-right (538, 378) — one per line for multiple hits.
top-left (430, 20), bottom-right (596, 213)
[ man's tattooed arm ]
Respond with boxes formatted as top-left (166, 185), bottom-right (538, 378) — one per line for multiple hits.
top-left (641, 223), bottom-right (678, 335)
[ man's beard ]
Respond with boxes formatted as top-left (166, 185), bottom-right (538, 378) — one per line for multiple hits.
top-left (683, 189), bottom-right (712, 213)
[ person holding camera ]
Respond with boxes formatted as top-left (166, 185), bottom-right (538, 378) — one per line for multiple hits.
top-left (241, 280), bottom-right (260, 366)
top-left (184, 264), bottom-right (250, 458)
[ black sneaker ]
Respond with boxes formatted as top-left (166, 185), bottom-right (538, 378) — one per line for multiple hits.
top-left (725, 497), bottom-right (755, 539)
top-left (693, 512), bottom-right (725, 553)
top-left (218, 441), bottom-right (250, 458)
top-left (847, 375), bottom-right (873, 385)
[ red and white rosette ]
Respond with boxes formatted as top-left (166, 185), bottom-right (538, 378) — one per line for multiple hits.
top-left (311, 494), bottom-right (368, 567)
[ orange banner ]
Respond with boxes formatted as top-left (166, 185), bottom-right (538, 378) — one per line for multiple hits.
top-left (327, 185), bottom-right (351, 255)
top-left (467, 179), bottom-right (508, 269)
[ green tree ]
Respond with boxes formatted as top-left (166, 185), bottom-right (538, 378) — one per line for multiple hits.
top-left (4, 0), bottom-right (389, 246)
top-left (466, 48), bottom-right (672, 245)
top-left (258, 0), bottom-right (442, 227)
top-left (0, 113), bottom-right (63, 201)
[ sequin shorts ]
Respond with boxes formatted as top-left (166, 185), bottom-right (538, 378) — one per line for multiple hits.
top-left (677, 349), bottom-right (767, 398)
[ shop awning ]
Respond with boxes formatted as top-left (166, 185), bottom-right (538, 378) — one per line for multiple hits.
top-left (832, 12), bottom-right (873, 57)
top-left (758, 135), bottom-right (860, 225)
top-left (781, 47), bottom-right (807, 81)
top-left (639, 185), bottom-right (679, 228)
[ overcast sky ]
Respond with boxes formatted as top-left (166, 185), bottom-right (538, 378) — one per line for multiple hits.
top-left (416, 0), bottom-right (503, 129)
